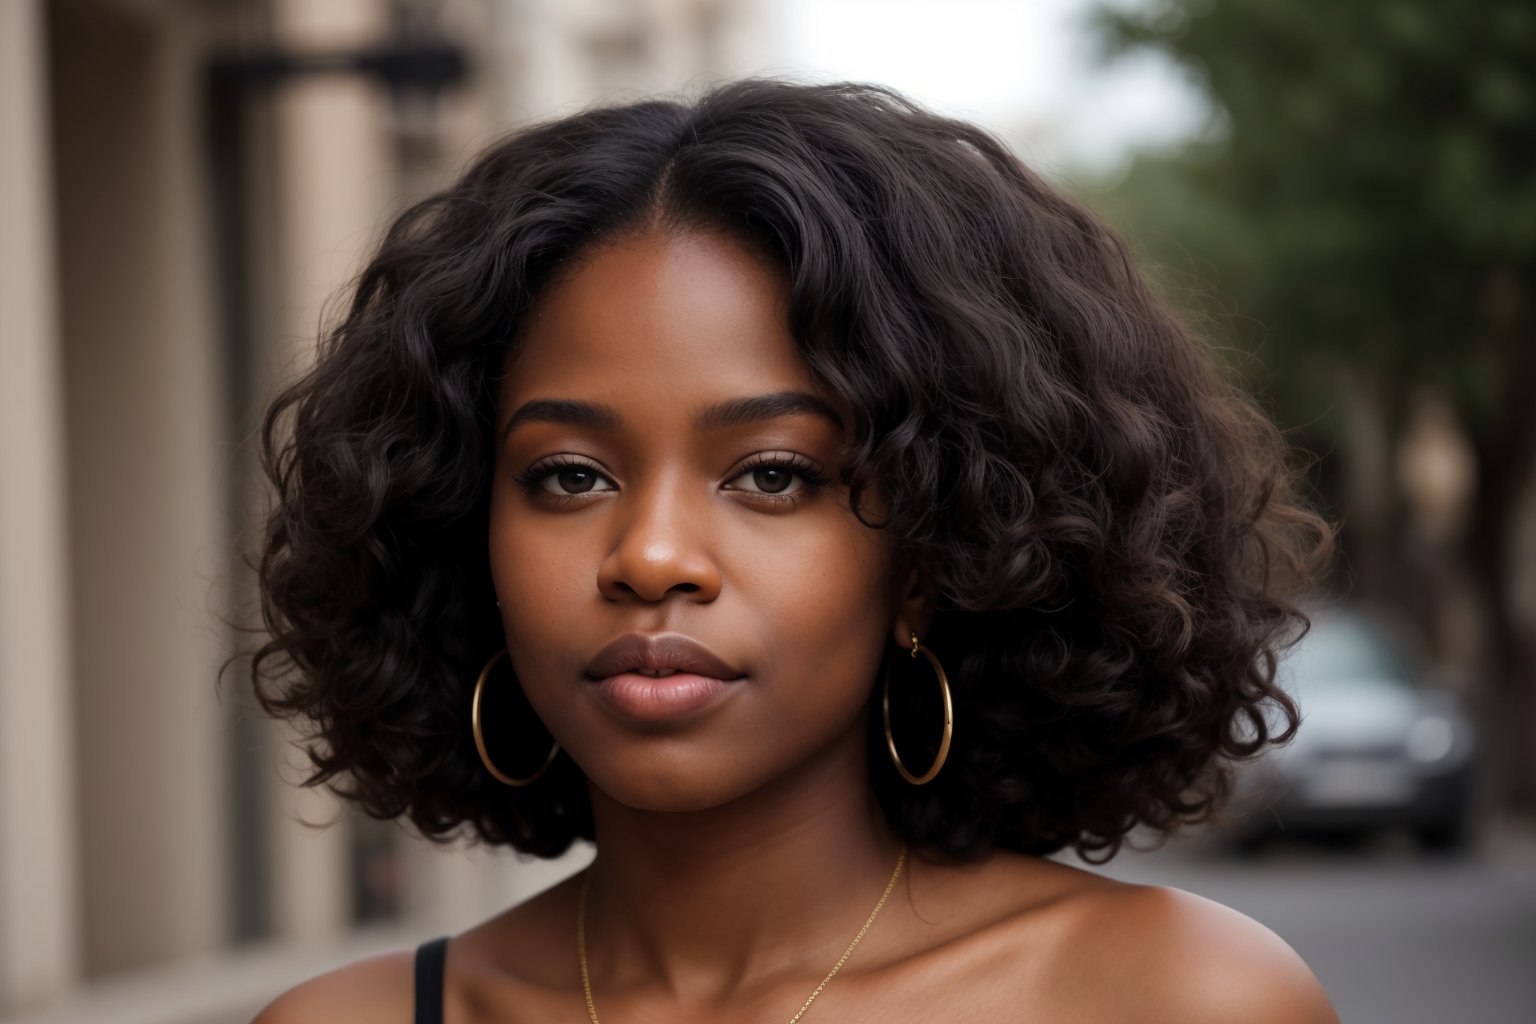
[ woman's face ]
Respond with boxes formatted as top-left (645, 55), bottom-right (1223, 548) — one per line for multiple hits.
top-left (489, 228), bottom-right (925, 812)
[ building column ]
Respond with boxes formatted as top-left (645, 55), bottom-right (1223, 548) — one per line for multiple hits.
top-left (0, 0), bottom-right (81, 1010)
top-left (263, 0), bottom-right (395, 941)
top-left (49, 1), bottom-right (230, 975)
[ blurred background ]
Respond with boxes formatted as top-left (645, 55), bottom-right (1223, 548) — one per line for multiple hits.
top-left (1, 0), bottom-right (1532, 1021)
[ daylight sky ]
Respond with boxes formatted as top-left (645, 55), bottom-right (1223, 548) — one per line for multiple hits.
top-left (753, 0), bottom-right (1208, 178)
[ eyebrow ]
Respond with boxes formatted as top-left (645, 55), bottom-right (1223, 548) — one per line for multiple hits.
top-left (500, 389), bottom-right (845, 441)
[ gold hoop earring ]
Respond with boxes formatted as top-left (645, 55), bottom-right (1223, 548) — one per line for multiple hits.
top-left (882, 633), bottom-right (953, 785)
top-left (471, 650), bottom-right (560, 786)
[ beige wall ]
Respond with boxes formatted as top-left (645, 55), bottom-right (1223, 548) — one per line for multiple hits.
top-left (490, 0), bottom-right (774, 124)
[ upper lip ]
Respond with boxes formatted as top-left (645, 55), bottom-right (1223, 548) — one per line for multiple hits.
top-left (585, 633), bottom-right (745, 681)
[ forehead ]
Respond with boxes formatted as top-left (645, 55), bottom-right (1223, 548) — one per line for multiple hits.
top-left (500, 229), bottom-right (824, 405)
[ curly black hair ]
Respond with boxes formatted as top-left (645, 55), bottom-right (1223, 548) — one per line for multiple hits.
top-left (249, 79), bottom-right (1330, 863)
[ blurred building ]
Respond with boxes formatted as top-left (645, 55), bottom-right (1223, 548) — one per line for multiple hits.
top-left (0, 0), bottom-right (769, 1020)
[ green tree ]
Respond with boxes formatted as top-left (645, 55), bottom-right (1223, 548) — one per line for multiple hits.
top-left (1091, 0), bottom-right (1536, 799)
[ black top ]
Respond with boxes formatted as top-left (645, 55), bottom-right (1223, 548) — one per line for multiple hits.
top-left (414, 936), bottom-right (449, 1024)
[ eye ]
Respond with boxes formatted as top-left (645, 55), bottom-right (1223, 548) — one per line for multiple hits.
top-left (724, 455), bottom-right (830, 500)
top-left (517, 458), bottom-right (616, 497)
top-left (733, 464), bottom-right (800, 495)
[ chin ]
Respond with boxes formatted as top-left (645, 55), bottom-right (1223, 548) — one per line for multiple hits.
top-left (583, 753), bottom-right (771, 814)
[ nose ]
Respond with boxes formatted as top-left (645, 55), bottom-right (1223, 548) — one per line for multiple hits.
top-left (596, 475), bottom-right (723, 604)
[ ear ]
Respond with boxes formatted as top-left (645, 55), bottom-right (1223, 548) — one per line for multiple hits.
top-left (890, 560), bottom-right (938, 648)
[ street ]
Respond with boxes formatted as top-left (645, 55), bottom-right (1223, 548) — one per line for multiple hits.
top-left (1070, 824), bottom-right (1536, 1023)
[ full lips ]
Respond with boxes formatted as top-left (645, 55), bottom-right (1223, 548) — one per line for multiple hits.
top-left (590, 671), bottom-right (743, 722)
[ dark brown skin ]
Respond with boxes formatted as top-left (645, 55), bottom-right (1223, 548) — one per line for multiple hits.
top-left (254, 229), bottom-right (1339, 1023)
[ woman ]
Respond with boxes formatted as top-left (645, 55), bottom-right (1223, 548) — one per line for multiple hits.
top-left (251, 80), bottom-right (1337, 1022)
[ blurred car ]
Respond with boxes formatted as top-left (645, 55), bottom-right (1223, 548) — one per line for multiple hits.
top-left (1221, 609), bottom-right (1480, 853)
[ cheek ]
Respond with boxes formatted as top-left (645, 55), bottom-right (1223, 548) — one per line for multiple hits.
top-left (487, 498), bottom-right (588, 664)
top-left (734, 508), bottom-right (896, 699)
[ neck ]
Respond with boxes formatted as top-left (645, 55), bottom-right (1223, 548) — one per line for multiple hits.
top-left (580, 732), bottom-right (905, 998)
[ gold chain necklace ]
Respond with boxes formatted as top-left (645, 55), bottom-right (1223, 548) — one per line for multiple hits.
top-left (576, 844), bottom-right (907, 1024)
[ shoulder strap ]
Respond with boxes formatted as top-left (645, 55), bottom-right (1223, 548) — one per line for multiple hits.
top-left (413, 935), bottom-right (449, 1024)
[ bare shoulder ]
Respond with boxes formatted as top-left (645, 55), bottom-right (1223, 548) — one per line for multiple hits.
top-left (249, 948), bottom-right (415, 1024)
top-left (916, 852), bottom-right (1337, 1022)
top-left (1055, 877), bottom-right (1340, 1023)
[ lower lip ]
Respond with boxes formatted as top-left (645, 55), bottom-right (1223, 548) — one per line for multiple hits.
top-left (589, 671), bottom-right (742, 722)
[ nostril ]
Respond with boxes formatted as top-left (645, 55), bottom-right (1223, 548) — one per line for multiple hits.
top-left (607, 580), bottom-right (699, 598)
top-left (598, 565), bottom-right (718, 602)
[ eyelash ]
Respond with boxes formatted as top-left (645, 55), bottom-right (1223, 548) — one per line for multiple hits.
top-left (514, 454), bottom-right (832, 507)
